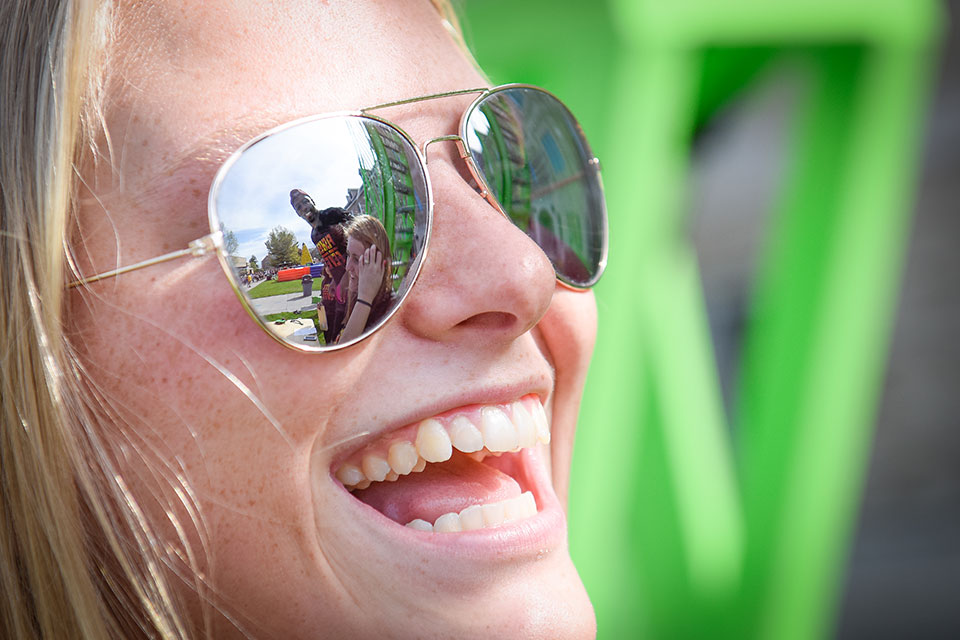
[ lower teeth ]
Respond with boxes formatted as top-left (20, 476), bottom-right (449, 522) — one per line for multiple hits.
top-left (404, 491), bottom-right (537, 532)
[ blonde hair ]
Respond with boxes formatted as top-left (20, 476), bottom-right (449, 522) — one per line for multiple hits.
top-left (1, 1), bottom-right (463, 638)
top-left (1, 1), bottom-right (195, 638)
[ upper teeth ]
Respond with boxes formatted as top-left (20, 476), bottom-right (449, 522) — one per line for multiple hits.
top-left (334, 397), bottom-right (549, 490)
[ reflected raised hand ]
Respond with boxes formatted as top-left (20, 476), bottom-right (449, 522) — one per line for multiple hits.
top-left (356, 245), bottom-right (386, 305)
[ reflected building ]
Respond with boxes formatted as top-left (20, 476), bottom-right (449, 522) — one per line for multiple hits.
top-left (344, 187), bottom-right (364, 216)
top-left (345, 122), bottom-right (427, 286)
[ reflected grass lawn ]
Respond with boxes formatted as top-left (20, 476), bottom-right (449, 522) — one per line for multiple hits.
top-left (249, 279), bottom-right (308, 299)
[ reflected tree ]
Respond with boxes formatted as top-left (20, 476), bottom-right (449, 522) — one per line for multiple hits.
top-left (221, 224), bottom-right (240, 256)
top-left (264, 226), bottom-right (299, 267)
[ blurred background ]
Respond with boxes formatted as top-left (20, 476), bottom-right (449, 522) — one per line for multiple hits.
top-left (462, 1), bottom-right (957, 638)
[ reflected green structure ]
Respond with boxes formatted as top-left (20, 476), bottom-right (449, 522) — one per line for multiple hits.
top-left (465, 87), bottom-right (606, 286)
top-left (358, 124), bottom-right (421, 283)
top-left (463, 1), bottom-right (941, 638)
top-left (472, 101), bottom-right (533, 231)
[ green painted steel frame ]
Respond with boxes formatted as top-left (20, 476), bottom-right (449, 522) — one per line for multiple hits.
top-left (464, 0), bottom-right (941, 638)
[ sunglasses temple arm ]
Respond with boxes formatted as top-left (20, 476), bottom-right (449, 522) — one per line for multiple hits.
top-left (67, 233), bottom-right (221, 288)
top-left (360, 87), bottom-right (487, 113)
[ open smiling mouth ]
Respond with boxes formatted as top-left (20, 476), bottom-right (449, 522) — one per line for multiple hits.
top-left (333, 396), bottom-right (550, 533)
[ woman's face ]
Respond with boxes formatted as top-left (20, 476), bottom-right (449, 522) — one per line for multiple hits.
top-left (345, 235), bottom-right (366, 281)
top-left (71, 0), bottom-right (597, 637)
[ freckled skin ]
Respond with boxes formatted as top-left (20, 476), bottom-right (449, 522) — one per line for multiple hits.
top-left (70, 1), bottom-right (597, 638)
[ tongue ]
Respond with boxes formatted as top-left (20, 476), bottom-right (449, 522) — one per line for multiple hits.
top-left (354, 452), bottom-right (522, 524)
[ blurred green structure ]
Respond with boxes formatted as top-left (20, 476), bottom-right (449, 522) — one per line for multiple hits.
top-left (463, 1), bottom-right (941, 638)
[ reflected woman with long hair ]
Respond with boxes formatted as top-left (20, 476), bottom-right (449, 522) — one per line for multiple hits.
top-left (339, 214), bottom-right (393, 343)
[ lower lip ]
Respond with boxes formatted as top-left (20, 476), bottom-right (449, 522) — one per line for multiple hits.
top-left (331, 447), bottom-right (568, 561)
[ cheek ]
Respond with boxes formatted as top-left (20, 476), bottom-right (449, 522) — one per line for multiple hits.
top-left (539, 289), bottom-right (598, 375)
top-left (67, 263), bottom-right (333, 474)
top-left (66, 265), bottom-right (352, 596)
top-left (535, 288), bottom-right (597, 504)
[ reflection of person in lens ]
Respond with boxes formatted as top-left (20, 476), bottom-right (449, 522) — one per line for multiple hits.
top-left (290, 190), bottom-right (354, 343)
top-left (290, 188), bottom-right (353, 245)
top-left (338, 215), bottom-right (393, 343)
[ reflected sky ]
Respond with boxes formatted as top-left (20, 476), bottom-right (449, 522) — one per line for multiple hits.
top-left (215, 118), bottom-right (376, 262)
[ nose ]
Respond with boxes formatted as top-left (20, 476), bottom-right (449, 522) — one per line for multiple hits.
top-left (399, 156), bottom-right (557, 346)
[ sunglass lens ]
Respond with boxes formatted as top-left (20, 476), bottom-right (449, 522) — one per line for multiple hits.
top-left (463, 87), bottom-right (606, 288)
top-left (210, 116), bottom-right (430, 351)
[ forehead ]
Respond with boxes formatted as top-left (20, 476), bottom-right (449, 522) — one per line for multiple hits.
top-left (346, 236), bottom-right (365, 254)
top-left (99, 0), bottom-right (484, 195)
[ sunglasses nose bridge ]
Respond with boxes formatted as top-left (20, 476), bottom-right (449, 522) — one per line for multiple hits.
top-left (419, 134), bottom-right (463, 157)
top-left (420, 134), bottom-right (504, 216)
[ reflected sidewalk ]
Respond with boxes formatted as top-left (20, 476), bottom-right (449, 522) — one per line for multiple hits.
top-left (249, 291), bottom-right (316, 316)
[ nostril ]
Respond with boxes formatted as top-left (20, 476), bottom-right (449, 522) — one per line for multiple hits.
top-left (454, 311), bottom-right (517, 332)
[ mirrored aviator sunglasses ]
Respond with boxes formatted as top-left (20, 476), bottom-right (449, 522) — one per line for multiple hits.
top-left (70, 84), bottom-right (608, 352)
